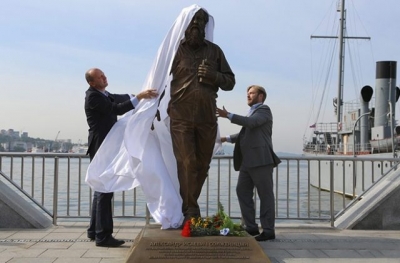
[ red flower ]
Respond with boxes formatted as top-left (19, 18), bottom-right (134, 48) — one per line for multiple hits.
top-left (181, 220), bottom-right (191, 237)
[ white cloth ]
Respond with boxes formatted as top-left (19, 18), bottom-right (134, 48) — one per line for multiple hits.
top-left (85, 4), bottom-right (221, 229)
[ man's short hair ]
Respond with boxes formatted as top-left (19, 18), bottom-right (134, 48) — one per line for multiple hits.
top-left (247, 85), bottom-right (267, 102)
top-left (85, 69), bottom-right (95, 84)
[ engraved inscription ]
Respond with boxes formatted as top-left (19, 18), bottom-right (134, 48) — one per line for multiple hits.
top-left (147, 241), bottom-right (252, 260)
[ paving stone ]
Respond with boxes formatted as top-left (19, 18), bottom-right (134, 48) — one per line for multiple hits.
top-left (42, 232), bottom-right (82, 240)
top-left (309, 250), bottom-right (329, 258)
top-left (0, 248), bottom-right (46, 258)
top-left (286, 249), bottom-right (317, 258)
top-left (29, 242), bottom-right (73, 249)
top-left (378, 250), bottom-right (400, 258)
top-left (7, 258), bottom-right (56, 263)
top-left (1, 222), bottom-right (400, 262)
top-left (6, 232), bottom-right (49, 240)
top-left (283, 259), bottom-right (400, 263)
top-left (54, 258), bottom-right (101, 263)
top-left (0, 254), bottom-right (13, 263)
top-left (39, 248), bottom-right (87, 258)
top-left (0, 232), bottom-right (15, 239)
top-left (98, 259), bottom-right (125, 263)
top-left (368, 250), bottom-right (384, 257)
top-left (262, 249), bottom-right (293, 259)
top-left (321, 249), bottom-right (365, 258)
top-left (83, 248), bottom-right (129, 258)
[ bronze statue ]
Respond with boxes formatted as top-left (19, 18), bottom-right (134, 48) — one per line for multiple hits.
top-left (167, 9), bottom-right (235, 223)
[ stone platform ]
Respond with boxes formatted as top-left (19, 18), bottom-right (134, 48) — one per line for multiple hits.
top-left (2, 220), bottom-right (400, 262)
top-left (125, 224), bottom-right (271, 263)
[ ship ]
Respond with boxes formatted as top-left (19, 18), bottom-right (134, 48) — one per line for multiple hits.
top-left (302, 0), bottom-right (399, 196)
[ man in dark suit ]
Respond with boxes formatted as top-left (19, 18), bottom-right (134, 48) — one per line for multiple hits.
top-left (84, 68), bottom-right (157, 247)
top-left (217, 85), bottom-right (281, 241)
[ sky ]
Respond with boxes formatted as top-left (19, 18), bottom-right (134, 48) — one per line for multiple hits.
top-left (1, 0), bottom-right (399, 154)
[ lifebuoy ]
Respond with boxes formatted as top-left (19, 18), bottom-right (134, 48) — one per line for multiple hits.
top-left (338, 122), bottom-right (342, 131)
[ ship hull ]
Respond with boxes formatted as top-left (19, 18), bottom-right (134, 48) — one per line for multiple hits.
top-left (303, 152), bottom-right (395, 197)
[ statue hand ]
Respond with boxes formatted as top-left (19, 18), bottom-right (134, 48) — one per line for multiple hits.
top-left (198, 61), bottom-right (219, 85)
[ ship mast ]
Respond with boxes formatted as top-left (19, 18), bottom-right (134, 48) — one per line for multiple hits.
top-left (337, 0), bottom-right (345, 127)
top-left (311, 0), bottom-right (370, 149)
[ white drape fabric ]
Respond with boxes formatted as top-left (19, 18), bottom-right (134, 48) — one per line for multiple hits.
top-left (85, 4), bottom-right (221, 229)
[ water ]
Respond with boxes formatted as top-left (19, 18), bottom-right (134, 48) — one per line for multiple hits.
top-left (0, 155), bottom-right (350, 221)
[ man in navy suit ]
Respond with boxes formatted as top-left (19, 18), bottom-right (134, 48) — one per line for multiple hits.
top-left (84, 68), bottom-right (157, 247)
top-left (217, 85), bottom-right (281, 241)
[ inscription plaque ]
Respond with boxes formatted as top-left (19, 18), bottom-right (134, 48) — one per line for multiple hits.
top-left (125, 225), bottom-right (271, 263)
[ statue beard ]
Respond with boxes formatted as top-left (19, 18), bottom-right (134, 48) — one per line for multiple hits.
top-left (185, 26), bottom-right (205, 49)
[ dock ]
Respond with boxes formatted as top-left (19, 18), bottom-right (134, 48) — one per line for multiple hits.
top-left (1, 220), bottom-right (399, 262)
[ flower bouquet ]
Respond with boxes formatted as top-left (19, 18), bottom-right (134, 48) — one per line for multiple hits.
top-left (181, 202), bottom-right (247, 237)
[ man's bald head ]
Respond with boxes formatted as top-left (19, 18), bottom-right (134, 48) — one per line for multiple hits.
top-left (85, 68), bottom-right (108, 91)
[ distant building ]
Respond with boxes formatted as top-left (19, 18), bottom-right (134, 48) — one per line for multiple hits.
top-left (7, 129), bottom-right (19, 138)
top-left (0, 141), bottom-right (27, 152)
top-left (1, 128), bottom-right (74, 152)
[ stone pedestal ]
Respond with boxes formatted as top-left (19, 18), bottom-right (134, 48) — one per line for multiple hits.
top-left (126, 224), bottom-right (270, 263)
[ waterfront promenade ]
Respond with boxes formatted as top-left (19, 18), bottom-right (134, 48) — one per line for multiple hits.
top-left (1, 219), bottom-right (399, 263)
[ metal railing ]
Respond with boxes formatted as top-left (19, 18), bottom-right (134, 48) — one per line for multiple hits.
top-left (0, 152), bottom-right (398, 226)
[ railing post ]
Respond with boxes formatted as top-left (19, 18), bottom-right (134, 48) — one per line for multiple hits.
top-left (145, 206), bottom-right (150, 225)
top-left (53, 157), bottom-right (59, 225)
top-left (330, 160), bottom-right (334, 227)
top-left (352, 158), bottom-right (356, 199)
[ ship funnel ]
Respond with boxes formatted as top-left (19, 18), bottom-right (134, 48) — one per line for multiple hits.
top-left (374, 61), bottom-right (397, 127)
top-left (373, 61), bottom-right (397, 141)
top-left (360, 85), bottom-right (373, 150)
top-left (360, 85), bottom-right (373, 102)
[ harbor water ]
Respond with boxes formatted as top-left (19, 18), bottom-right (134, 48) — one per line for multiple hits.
top-left (0, 154), bottom-right (351, 222)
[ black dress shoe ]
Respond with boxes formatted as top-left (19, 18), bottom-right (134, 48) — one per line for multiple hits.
top-left (245, 228), bottom-right (260, 236)
top-left (87, 233), bottom-right (95, 241)
top-left (96, 236), bottom-right (125, 247)
top-left (255, 231), bottom-right (275, 241)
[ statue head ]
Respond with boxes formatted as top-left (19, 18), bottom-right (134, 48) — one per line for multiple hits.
top-left (185, 9), bottom-right (209, 49)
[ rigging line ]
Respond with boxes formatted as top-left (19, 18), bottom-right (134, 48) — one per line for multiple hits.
top-left (307, 0), bottom-right (340, 128)
top-left (304, 36), bottom-right (333, 135)
top-left (310, 0), bottom-right (337, 36)
top-left (348, 39), bottom-right (368, 101)
top-left (349, 0), bottom-right (371, 39)
top-left (319, 23), bottom-right (341, 123)
top-left (355, 41), bottom-right (365, 91)
top-left (312, 24), bottom-right (340, 126)
top-left (308, 44), bottom-right (325, 127)
top-left (346, 4), bottom-right (361, 99)
top-left (305, 0), bottom-right (344, 139)
top-left (345, 28), bottom-right (359, 100)
top-left (348, 48), bottom-right (359, 101)
top-left (368, 38), bottom-right (376, 69)
top-left (304, 41), bottom-right (316, 136)
top-left (316, 39), bottom-right (337, 124)
top-left (345, 2), bottom-right (372, 100)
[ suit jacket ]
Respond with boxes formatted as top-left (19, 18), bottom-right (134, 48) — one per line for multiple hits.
top-left (84, 87), bottom-right (134, 158)
top-left (230, 104), bottom-right (281, 171)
